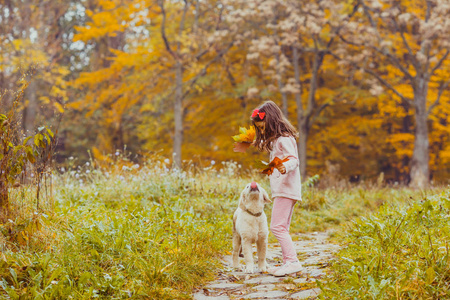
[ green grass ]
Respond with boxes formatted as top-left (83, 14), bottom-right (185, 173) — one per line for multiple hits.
top-left (291, 184), bottom-right (433, 234)
top-left (319, 188), bottom-right (450, 299)
top-left (0, 160), bottom-right (251, 299)
top-left (1, 158), bottom-right (447, 299)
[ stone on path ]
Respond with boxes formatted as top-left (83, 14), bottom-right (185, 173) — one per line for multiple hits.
top-left (206, 282), bottom-right (244, 290)
top-left (193, 293), bottom-right (230, 300)
top-left (192, 230), bottom-right (338, 300)
top-left (290, 288), bottom-right (322, 299)
top-left (252, 284), bottom-right (276, 292)
top-left (244, 276), bottom-right (283, 285)
top-left (243, 290), bottom-right (289, 299)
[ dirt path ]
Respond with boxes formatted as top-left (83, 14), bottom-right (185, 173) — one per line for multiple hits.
top-left (192, 231), bottom-right (339, 300)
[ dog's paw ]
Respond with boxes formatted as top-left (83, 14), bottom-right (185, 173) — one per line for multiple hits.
top-left (243, 266), bottom-right (254, 274)
top-left (259, 264), bottom-right (267, 273)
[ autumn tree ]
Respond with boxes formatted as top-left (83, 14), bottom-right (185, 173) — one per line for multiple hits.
top-left (336, 0), bottom-right (450, 188)
top-left (0, 0), bottom-right (69, 130)
top-left (72, 0), bottom-right (232, 166)
top-left (155, 0), bottom-right (234, 167)
top-left (222, 0), bottom-right (354, 179)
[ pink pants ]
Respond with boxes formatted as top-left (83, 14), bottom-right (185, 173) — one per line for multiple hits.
top-left (270, 197), bottom-right (298, 263)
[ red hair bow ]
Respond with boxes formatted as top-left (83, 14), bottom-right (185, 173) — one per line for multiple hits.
top-left (251, 109), bottom-right (265, 120)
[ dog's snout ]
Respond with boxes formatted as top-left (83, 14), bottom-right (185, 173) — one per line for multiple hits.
top-left (250, 181), bottom-right (259, 191)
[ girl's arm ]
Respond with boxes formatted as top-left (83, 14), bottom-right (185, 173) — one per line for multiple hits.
top-left (277, 137), bottom-right (299, 174)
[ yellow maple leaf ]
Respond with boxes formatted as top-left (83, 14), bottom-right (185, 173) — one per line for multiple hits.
top-left (232, 126), bottom-right (255, 143)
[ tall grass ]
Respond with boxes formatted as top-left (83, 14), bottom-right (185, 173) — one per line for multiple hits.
top-left (292, 185), bottom-right (433, 234)
top-left (0, 159), bottom-right (258, 299)
top-left (319, 188), bottom-right (450, 299)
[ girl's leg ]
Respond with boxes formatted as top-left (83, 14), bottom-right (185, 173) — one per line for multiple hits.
top-left (270, 197), bottom-right (298, 263)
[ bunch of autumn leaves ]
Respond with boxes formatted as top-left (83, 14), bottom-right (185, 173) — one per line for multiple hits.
top-left (232, 126), bottom-right (288, 176)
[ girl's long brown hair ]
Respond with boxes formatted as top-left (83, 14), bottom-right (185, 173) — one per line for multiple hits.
top-left (251, 100), bottom-right (298, 153)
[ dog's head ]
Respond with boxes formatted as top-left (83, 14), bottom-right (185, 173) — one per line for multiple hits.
top-left (239, 181), bottom-right (271, 210)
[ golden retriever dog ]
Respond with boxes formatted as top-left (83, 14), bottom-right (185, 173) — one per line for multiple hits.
top-left (232, 181), bottom-right (271, 273)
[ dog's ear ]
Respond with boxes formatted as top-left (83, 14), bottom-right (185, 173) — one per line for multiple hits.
top-left (261, 187), bottom-right (271, 203)
top-left (239, 188), bottom-right (247, 205)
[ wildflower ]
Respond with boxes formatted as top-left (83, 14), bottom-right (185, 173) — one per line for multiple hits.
top-left (211, 160), bottom-right (216, 165)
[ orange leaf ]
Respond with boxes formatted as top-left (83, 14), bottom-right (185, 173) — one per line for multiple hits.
top-left (261, 157), bottom-right (289, 176)
top-left (233, 142), bottom-right (252, 153)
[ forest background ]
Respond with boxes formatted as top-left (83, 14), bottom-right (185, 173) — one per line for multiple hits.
top-left (1, 0), bottom-right (450, 188)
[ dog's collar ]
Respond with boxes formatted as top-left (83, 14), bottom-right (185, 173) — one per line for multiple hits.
top-left (243, 208), bottom-right (263, 217)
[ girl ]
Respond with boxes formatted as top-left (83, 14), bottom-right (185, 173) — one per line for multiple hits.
top-left (251, 100), bottom-right (302, 277)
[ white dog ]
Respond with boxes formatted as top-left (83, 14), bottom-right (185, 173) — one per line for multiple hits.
top-left (232, 181), bottom-right (271, 273)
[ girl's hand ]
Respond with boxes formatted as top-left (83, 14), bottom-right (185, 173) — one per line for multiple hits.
top-left (276, 163), bottom-right (286, 174)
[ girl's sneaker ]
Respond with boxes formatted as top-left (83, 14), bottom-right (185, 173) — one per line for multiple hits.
top-left (273, 261), bottom-right (303, 277)
top-left (267, 265), bottom-right (281, 274)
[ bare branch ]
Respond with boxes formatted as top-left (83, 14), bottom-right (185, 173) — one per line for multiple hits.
top-left (181, 42), bottom-right (234, 99)
top-left (425, 0), bottom-right (431, 21)
top-left (193, 0), bottom-right (199, 34)
top-left (338, 32), bottom-right (414, 81)
top-left (308, 102), bottom-right (330, 129)
top-left (158, 0), bottom-right (178, 60)
top-left (337, 33), bottom-right (365, 47)
top-left (330, 51), bottom-right (414, 107)
top-left (392, 18), bottom-right (418, 69)
top-left (359, 0), bottom-right (415, 80)
top-left (305, 49), bottom-right (324, 118)
top-left (360, 0), bottom-right (377, 28)
top-left (370, 45), bottom-right (414, 81)
top-left (430, 50), bottom-right (449, 76)
top-left (420, 1), bottom-right (433, 73)
top-left (427, 80), bottom-right (450, 115)
top-left (177, 0), bottom-right (190, 52)
top-left (364, 67), bottom-right (414, 107)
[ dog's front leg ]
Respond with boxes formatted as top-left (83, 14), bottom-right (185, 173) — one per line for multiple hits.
top-left (256, 234), bottom-right (268, 272)
top-left (232, 232), bottom-right (241, 268)
top-left (241, 237), bottom-right (254, 273)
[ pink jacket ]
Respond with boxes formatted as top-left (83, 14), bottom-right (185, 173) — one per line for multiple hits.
top-left (269, 136), bottom-right (302, 201)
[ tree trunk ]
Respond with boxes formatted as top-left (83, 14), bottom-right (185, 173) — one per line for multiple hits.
top-left (410, 79), bottom-right (429, 188)
top-left (293, 46), bottom-right (306, 181)
top-left (275, 52), bottom-right (288, 117)
top-left (298, 120), bottom-right (308, 181)
top-left (173, 61), bottom-right (183, 168)
top-left (23, 77), bottom-right (37, 134)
